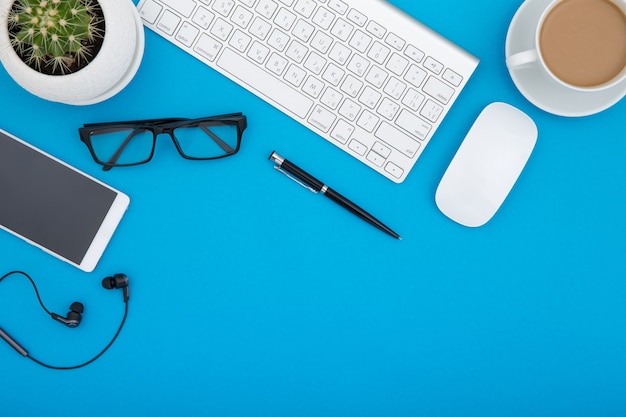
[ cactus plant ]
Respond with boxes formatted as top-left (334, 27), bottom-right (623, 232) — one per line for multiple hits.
top-left (7, 0), bottom-right (105, 75)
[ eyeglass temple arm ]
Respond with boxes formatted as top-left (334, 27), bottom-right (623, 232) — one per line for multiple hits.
top-left (200, 125), bottom-right (236, 154)
top-left (102, 130), bottom-right (145, 171)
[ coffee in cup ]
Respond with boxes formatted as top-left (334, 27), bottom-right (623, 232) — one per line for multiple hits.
top-left (507, 0), bottom-right (626, 92)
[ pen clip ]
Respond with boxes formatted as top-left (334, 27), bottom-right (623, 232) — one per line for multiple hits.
top-left (273, 165), bottom-right (319, 193)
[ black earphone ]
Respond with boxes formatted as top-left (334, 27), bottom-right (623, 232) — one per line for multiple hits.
top-left (0, 270), bottom-right (130, 370)
top-left (50, 301), bottom-right (84, 328)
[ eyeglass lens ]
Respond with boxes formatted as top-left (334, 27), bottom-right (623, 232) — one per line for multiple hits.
top-left (174, 123), bottom-right (238, 158)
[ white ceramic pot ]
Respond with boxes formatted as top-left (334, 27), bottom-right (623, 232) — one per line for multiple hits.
top-left (0, 0), bottom-right (144, 105)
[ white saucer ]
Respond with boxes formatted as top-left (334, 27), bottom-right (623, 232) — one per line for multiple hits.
top-left (505, 0), bottom-right (626, 117)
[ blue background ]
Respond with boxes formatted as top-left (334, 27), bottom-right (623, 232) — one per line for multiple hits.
top-left (1, 0), bottom-right (625, 416)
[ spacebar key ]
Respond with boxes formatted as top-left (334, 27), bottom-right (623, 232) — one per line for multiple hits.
top-left (217, 49), bottom-right (314, 119)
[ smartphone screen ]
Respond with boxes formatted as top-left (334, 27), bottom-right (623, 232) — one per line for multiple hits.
top-left (0, 129), bottom-right (129, 271)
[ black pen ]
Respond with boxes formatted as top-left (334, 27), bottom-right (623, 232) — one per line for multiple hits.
top-left (269, 151), bottom-right (401, 240)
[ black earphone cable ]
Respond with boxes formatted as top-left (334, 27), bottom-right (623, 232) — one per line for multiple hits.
top-left (0, 270), bottom-right (129, 370)
top-left (0, 270), bottom-right (53, 316)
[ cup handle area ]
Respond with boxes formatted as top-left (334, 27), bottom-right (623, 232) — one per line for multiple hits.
top-left (506, 50), bottom-right (540, 70)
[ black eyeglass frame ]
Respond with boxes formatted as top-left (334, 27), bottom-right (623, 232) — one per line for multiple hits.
top-left (79, 113), bottom-right (247, 170)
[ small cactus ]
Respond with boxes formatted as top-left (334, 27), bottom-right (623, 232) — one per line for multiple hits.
top-left (7, 0), bottom-right (105, 75)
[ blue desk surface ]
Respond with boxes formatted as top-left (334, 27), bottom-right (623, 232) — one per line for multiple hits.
top-left (1, 1), bottom-right (625, 416)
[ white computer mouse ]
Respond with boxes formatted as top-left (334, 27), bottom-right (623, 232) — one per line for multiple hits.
top-left (435, 102), bottom-right (537, 227)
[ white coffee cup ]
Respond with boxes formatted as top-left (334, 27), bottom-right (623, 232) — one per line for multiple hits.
top-left (506, 0), bottom-right (626, 93)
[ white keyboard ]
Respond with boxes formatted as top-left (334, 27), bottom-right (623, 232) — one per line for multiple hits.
top-left (137, 0), bottom-right (479, 183)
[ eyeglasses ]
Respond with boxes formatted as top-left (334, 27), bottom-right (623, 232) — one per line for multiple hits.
top-left (79, 113), bottom-right (247, 170)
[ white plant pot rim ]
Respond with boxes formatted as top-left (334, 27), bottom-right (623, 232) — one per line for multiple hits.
top-left (72, 3), bottom-right (145, 105)
top-left (0, 0), bottom-right (145, 105)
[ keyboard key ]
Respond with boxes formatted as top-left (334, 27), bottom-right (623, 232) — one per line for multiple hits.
top-left (217, 49), bottom-right (314, 119)
top-left (359, 86), bottom-right (381, 109)
top-left (286, 40), bottom-right (308, 63)
top-left (402, 88), bottom-right (425, 111)
top-left (385, 33), bottom-right (405, 50)
top-left (357, 110), bottom-right (379, 132)
top-left (160, 0), bottom-right (196, 17)
top-left (292, 19), bottom-right (315, 42)
top-left (229, 30), bottom-right (252, 52)
top-left (302, 76), bottom-right (325, 98)
top-left (231, 6), bottom-right (253, 28)
top-left (367, 151), bottom-right (385, 167)
top-left (366, 150), bottom-right (385, 167)
top-left (320, 88), bottom-right (343, 109)
top-left (442, 68), bottom-right (463, 87)
top-left (366, 21), bottom-right (385, 39)
top-left (194, 33), bottom-right (222, 61)
top-left (331, 119), bottom-right (355, 144)
top-left (211, 18), bottom-right (233, 41)
top-left (157, 11), bottom-right (181, 36)
top-left (349, 30), bottom-right (372, 53)
top-left (384, 161), bottom-right (404, 179)
top-left (365, 66), bottom-right (388, 88)
top-left (256, 0), bottom-right (279, 18)
top-left (420, 100), bottom-right (444, 123)
top-left (268, 28), bottom-right (290, 51)
top-left (329, 43), bottom-right (351, 65)
top-left (423, 76), bottom-right (455, 104)
top-left (192, 7), bottom-right (214, 30)
top-left (266, 53), bottom-right (289, 75)
top-left (396, 109), bottom-right (431, 140)
top-left (405, 44), bottom-right (425, 62)
top-left (294, 0), bottom-right (317, 18)
top-left (302, 53), bottom-right (324, 75)
top-left (284, 64), bottom-right (307, 87)
top-left (372, 141), bottom-right (391, 158)
top-left (274, 8), bottom-right (297, 31)
top-left (310, 31), bottom-right (333, 54)
top-left (249, 17), bottom-right (272, 39)
top-left (347, 9), bottom-right (367, 26)
top-left (339, 99), bottom-right (361, 121)
top-left (386, 53), bottom-right (409, 76)
top-left (139, 0), bottom-right (162, 24)
top-left (404, 64), bottom-right (427, 88)
top-left (313, 7), bottom-right (336, 30)
top-left (423, 56), bottom-right (443, 74)
top-left (346, 56), bottom-right (368, 78)
top-left (328, 0), bottom-right (348, 14)
top-left (309, 105), bottom-right (337, 132)
top-left (383, 77), bottom-right (406, 100)
top-left (330, 19), bottom-right (354, 42)
top-left (247, 41), bottom-right (270, 63)
top-left (375, 122), bottom-right (420, 158)
top-left (341, 74), bottom-right (364, 97)
top-left (368, 42), bottom-right (390, 65)
top-left (176, 22), bottom-right (199, 47)
top-left (212, 0), bottom-right (235, 17)
top-left (348, 139), bottom-right (367, 156)
top-left (377, 97), bottom-right (399, 120)
top-left (322, 63), bottom-right (345, 86)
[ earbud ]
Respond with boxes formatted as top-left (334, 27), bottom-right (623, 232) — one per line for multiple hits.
top-left (102, 273), bottom-right (129, 303)
top-left (0, 270), bottom-right (131, 370)
top-left (51, 302), bottom-right (84, 328)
